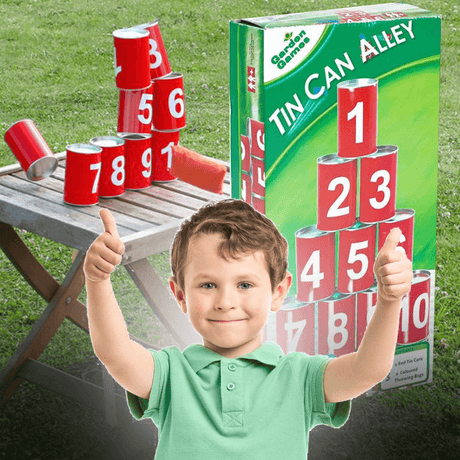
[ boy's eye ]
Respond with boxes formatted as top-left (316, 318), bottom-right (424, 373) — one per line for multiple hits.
top-left (200, 283), bottom-right (215, 289)
top-left (239, 282), bottom-right (252, 290)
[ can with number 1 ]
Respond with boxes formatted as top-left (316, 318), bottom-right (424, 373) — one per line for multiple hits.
top-left (151, 129), bottom-right (179, 182)
top-left (64, 144), bottom-right (102, 206)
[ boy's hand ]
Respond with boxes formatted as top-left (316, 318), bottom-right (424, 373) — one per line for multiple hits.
top-left (83, 209), bottom-right (125, 283)
top-left (374, 227), bottom-right (412, 304)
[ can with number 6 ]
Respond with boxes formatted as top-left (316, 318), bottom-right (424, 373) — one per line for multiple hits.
top-left (90, 136), bottom-right (125, 198)
top-left (64, 144), bottom-right (102, 206)
top-left (119, 133), bottom-right (152, 190)
top-left (152, 72), bottom-right (186, 131)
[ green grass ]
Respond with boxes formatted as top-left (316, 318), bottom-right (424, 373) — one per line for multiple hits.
top-left (1, 0), bottom-right (459, 458)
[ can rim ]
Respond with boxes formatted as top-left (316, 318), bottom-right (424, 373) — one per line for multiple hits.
top-left (66, 143), bottom-right (103, 154)
top-left (113, 27), bottom-right (149, 39)
top-left (90, 136), bottom-right (125, 147)
top-left (317, 153), bottom-right (355, 164)
top-left (135, 19), bottom-right (160, 29)
top-left (382, 208), bottom-right (415, 223)
top-left (280, 295), bottom-right (314, 310)
top-left (155, 71), bottom-right (183, 80)
top-left (119, 133), bottom-right (152, 140)
top-left (412, 269), bottom-right (431, 284)
top-left (151, 128), bottom-right (181, 134)
top-left (318, 291), bottom-right (353, 303)
top-left (337, 78), bottom-right (378, 89)
top-left (343, 221), bottom-right (375, 232)
top-left (295, 225), bottom-right (331, 239)
top-left (367, 145), bottom-right (398, 158)
top-left (4, 119), bottom-right (36, 139)
top-left (26, 156), bottom-right (58, 181)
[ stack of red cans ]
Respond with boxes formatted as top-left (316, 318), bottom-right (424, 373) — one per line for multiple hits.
top-left (114, 20), bottom-right (186, 187)
top-left (239, 118), bottom-right (265, 214)
top-left (274, 78), bottom-right (429, 362)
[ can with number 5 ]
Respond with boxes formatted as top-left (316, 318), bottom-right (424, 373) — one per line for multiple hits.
top-left (117, 84), bottom-right (154, 134)
top-left (152, 72), bottom-right (186, 131)
top-left (64, 144), bottom-right (102, 206)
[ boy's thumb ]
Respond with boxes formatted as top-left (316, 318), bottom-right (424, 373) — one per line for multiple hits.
top-left (99, 209), bottom-right (119, 239)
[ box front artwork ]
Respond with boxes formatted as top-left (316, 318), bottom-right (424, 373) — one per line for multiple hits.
top-left (230, 4), bottom-right (440, 393)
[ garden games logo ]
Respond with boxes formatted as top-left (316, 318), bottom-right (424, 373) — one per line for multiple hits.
top-left (271, 29), bottom-right (310, 69)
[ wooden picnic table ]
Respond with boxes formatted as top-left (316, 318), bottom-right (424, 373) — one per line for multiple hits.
top-left (0, 151), bottom-right (230, 428)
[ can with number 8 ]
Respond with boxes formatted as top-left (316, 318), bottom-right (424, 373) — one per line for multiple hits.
top-left (64, 144), bottom-right (102, 206)
top-left (90, 136), bottom-right (125, 198)
top-left (135, 20), bottom-right (172, 80)
top-left (295, 225), bottom-right (336, 303)
top-left (359, 145), bottom-right (397, 223)
top-left (317, 153), bottom-right (357, 231)
top-left (119, 133), bottom-right (152, 190)
top-left (152, 72), bottom-right (186, 131)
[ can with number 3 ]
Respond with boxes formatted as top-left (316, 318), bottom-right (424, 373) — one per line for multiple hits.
top-left (64, 144), bottom-right (102, 206)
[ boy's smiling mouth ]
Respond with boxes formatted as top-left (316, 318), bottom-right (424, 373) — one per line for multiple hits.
top-left (208, 319), bottom-right (246, 323)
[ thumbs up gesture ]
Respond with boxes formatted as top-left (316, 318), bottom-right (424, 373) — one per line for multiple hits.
top-left (83, 209), bottom-right (125, 283)
top-left (374, 227), bottom-right (413, 304)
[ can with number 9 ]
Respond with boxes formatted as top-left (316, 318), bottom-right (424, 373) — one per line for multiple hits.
top-left (64, 144), bottom-right (102, 206)
top-left (90, 136), bottom-right (125, 198)
top-left (152, 72), bottom-right (186, 131)
top-left (119, 133), bottom-right (152, 190)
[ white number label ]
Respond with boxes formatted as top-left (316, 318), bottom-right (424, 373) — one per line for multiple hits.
top-left (301, 250), bottom-right (324, 289)
top-left (90, 162), bottom-right (102, 194)
top-left (348, 101), bottom-right (363, 144)
top-left (369, 169), bottom-right (391, 210)
top-left (161, 142), bottom-right (175, 169)
top-left (328, 304), bottom-right (349, 353)
top-left (257, 130), bottom-right (265, 152)
top-left (413, 293), bottom-right (429, 330)
top-left (257, 167), bottom-right (265, 188)
top-left (169, 88), bottom-right (185, 119)
top-left (284, 311), bottom-right (306, 353)
top-left (347, 240), bottom-right (369, 280)
top-left (114, 48), bottom-right (121, 77)
top-left (241, 140), bottom-right (246, 161)
top-left (327, 176), bottom-right (350, 218)
top-left (149, 38), bottom-right (163, 70)
top-left (111, 155), bottom-right (125, 186)
top-left (138, 93), bottom-right (153, 125)
top-left (141, 148), bottom-right (152, 178)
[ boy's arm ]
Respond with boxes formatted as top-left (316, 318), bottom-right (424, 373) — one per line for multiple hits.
top-left (84, 209), bottom-right (154, 400)
top-left (323, 228), bottom-right (412, 403)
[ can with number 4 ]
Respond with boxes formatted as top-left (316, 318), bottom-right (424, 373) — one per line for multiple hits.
top-left (64, 144), bottom-right (102, 206)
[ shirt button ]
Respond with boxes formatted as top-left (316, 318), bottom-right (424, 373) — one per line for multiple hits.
top-left (227, 383), bottom-right (236, 391)
top-left (228, 363), bottom-right (237, 372)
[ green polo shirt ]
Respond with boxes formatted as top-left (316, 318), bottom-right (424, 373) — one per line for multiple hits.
top-left (127, 342), bottom-right (351, 459)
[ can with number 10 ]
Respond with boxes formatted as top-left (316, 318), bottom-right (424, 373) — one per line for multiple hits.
top-left (64, 144), bottom-right (102, 206)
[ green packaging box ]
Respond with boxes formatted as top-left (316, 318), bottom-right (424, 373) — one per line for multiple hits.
top-left (230, 3), bottom-right (440, 393)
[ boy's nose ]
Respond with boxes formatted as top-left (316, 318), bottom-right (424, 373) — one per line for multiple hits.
top-left (215, 288), bottom-right (234, 311)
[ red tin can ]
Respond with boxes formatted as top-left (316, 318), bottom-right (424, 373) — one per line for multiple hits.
top-left (317, 153), bottom-right (357, 231)
top-left (378, 209), bottom-right (415, 262)
top-left (151, 129), bottom-right (179, 182)
top-left (119, 133), bottom-right (152, 190)
top-left (356, 285), bottom-right (378, 350)
top-left (295, 225), bottom-right (335, 303)
top-left (359, 145), bottom-right (397, 223)
top-left (251, 156), bottom-right (265, 197)
top-left (338, 222), bottom-right (376, 294)
top-left (248, 118), bottom-right (265, 159)
top-left (117, 84), bottom-right (154, 134)
top-left (89, 136), bottom-right (125, 198)
top-left (276, 296), bottom-right (315, 355)
top-left (318, 293), bottom-right (356, 357)
top-left (252, 193), bottom-right (265, 214)
top-left (398, 270), bottom-right (431, 345)
top-left (241, 134), bottom-right (251, 173)
top-left (64, 144), bottom-right (102, 206)
top-left (135, 20), bottom-right (172, 80)
top-left (337, 78), bottom-right (378, 158)
top-left (113, 28), bottom-right (151, 90)
top-left (241, 172), bottom-right (251, 204)
top-left (152, 72), bottom-right (186, 131)
top-left (4, 119), bottom-right (58, 181)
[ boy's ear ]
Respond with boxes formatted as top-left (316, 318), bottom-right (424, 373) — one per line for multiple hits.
top-left (270, 271), bottom-right (293, 312)
top-left (169, 277), bottom-right (187, 313)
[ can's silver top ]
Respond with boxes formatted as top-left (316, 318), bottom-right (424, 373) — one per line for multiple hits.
top-left (318, 292), bottom-right (353, 303)
top-left (135, 19), bottom-right (160, 29)
top-left (337, 78), bottom-right (378, 89)
top-left (343, 221), bottom-right (375, 232)
top-left (317, 153), bottom-right (355, 165)
top-left (281, 295), bottom-right (314, 310)
top-left (27, 156), bottom-right (58, 181)
top-left (113, 28), bottom-right (149, 39)
top-left (412, 270), bottom-right (431, 284)
top-left (119, 133), bottom-right (152, 141)
top-left (90, 136), bottom-right (125, 148)
top-left (156, 71), bottom-right (182, 80)
top-left (295, 225), bottom-right (332, 239)
top-left (384, 209), bottom-right (415, 223)
top-left (66, 143), bottom-right (102, 154)
top-left (365, 145), bottom-right (398, 159)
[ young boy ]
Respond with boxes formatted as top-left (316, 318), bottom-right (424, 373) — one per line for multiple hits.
top-left (84, 199), bottom-right (412, 459)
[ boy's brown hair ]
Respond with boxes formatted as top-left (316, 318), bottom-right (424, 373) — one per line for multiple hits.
top-left (170, 199), bottom-right (288, 294)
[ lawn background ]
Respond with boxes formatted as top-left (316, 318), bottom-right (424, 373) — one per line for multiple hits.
top-left (0, 0), bottom-right (459, 459)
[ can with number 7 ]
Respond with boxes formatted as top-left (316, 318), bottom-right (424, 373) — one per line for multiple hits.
top-left (64, 144), bottom-right (102, 206)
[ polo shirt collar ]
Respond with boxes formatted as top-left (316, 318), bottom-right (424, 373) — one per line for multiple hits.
top-left (184, 342), bottom-right (284, 373)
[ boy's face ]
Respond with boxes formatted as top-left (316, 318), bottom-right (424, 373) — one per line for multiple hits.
top-left (169, 233), bottom-right (292, 358)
